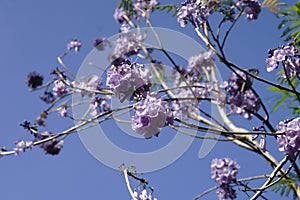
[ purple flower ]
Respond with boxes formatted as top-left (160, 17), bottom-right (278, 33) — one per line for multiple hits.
top-left (235, 0), bottom-right (261, 20)
top-left (133, 189), bottom-right (158, 200)
top-left (58, 106), bottom-right (68, 117)
top-left (266, 56), bottom-right (278, 72)
top-left (187, 50), bottom-right (213, 80)
top-left (172, 82), bottom-right (211, 119)
top-left (230, 90), bottom-right (260, 119)
top-left (216, 184), bottom-right (237, 200)
top-left (132, 92), bottom-right (172, 138)
top-left (111, 24), bottom-right (142, 60)
top-left (40, 139), bottom-right (64, 155)
top-left (35, 114), bottom-right (47, 127)
top-left (211, 157), bottom-right (240, 185)
top-left (283, 56), bottom-right (300, 78)
top-left (211, 158), bottom-right (239, 200)
top-left (14, 140), bottom-right (33, 155)
top-left (106, 61), bottom-right (151, 101)
top-left (171, 51), bottom-right (213, 119)
top-left (113, 8), bottom-right (129, 23)
top-left (89, 96), bottom-right (111, 117)
top-left (67, 39), bottom-right (82, 52)
top-left (222, 70), bottom-right (260, 119)
top-left (53, 80), bottom-right (67, 97)
top-left (40, 92), bottom-right (55, 104)
top-left (266, 44), bottom-right (298, 77)
top-left (226, 70), bottom-right (252, 94)
top-left (133, 0), bottom-right (158, 18)
top-left (244, 1), bottom-right (261, 20)
top-left (93, 37), bottom-right (107, 50)
top-left (276, 117), bottom-right (300, 157)
top-left (26, 71), bottom-right (44, 89)
top-left (177, 0), bottom-right (220, 28)
top-left (100, 96), bottom-right (112, 112)
top-left (89, 100), bottom-right (99, 117)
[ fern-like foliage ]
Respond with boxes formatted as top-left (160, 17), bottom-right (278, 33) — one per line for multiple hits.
top-left (117, 0), bottom-right (136, 18)
top-left (271, 172), bottom-right (300, 200)
top-left (262, 0), bottom-right (287, 17)
top-left (278, 1), bottom-right (300, 49)
top-left (153, 4), bottom-right (179, 16)
top-left (268, 74), bottom-right (300, 114)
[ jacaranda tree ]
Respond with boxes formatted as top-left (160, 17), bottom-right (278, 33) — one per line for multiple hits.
top-left (1, 0), bottom-right (300, 199)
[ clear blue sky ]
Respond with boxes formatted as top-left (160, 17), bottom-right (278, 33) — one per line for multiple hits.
top-left (0, 0), bottom-right (298, 199)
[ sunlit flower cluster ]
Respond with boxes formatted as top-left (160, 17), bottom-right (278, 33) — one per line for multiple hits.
top-left (67, 39), bottom-right (82, 52)
top-left (114, 8), bottom-right (129, 23)
top-left (221, 70), bottom-right (260, 119)
top-left (132, 92), bottom-right (172, 138)
top-left (235, 0), bottom-right (261, 20)
top-left (266, 43), bottom-right (299, 78)
top-left (276, 117), bottom-right (300, 157)
top-left (134, 0), bottom-right (158, 18)
top-left (112, 24), bottom-right (142, 60)
top-left (177, 0), bottom-right (220, 27)
top-left (172, 51), bottom-right (213, 119)
top-left (14, 140), bottom-right (34, 155)
top-left (211, 158), bottom-right (240, 200)
top-left (53, 80), bottom-right (68, 97)
top-left (106, 60), bottom-right (151, 101)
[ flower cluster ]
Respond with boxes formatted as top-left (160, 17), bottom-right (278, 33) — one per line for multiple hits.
top-left (172, 81), bottom-right (211, 119)
top-left (276, 117), bottom-right (300, 157)
top-left (266, 44), bottom-right (299, 78)
top-left (177, 0), bottom-right (220, 28)
top-left (40, 91), bottom-right (55, 104)
top-left (133, 0), bottom-right (158, 18)
top-left (132, 92), bottom-right (172, 138)
top-left (211, 158), bottom-right (240, 200)
top-left (89, 96), bottom-right (111, 117)
top-left (221, 70), bottom-right (260, 119)
top-left (106, 60), bottom-right (151, 101)
top-left (58, 106), bottom-right (68, 117)
top-left (53, 80), bottom-right (68, 97)
top-left (26, 71), bottom-right (44, 89)
top-left (111, 24), bottom-right (142, 60)
top-left (186, 50), bottom-right (213, 80)
top-left (14, 140), bottom-right (34, 155)
top-left (133, 189), bottom-right (157, 200)
top-left (235, 0), bottom-right (261, 20)
top-left (67, 39), bottom-right (82, 52)
top-left (35, 112), bottom-right (48, 127)
top-left (93, 37), bottom-right (107, 51)
top-left (40, 139), bottom-right (64, 155)
top-left (172, 51), bottom-right (213, 119)
top-left (114, 8), bottom-right (129, 23)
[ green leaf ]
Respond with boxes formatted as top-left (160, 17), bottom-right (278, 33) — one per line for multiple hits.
top-left (270, 93), bottom-right (289, 113)
top-left (271, 173), bottom-right (299, 200)
top-left (279, 1), bottom-right (300, 48)
top-left (153, 4), bottom-right (179, 15)
top-left (268, 87), bottom-right (288, 93)
top-left (281, 20), bottom-right (300, 37)
top-left (262, 0), bottom-right (287, 17)
top-left (278, 18), bottom-right (295, 29)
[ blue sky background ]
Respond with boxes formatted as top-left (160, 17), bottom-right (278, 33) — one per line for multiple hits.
top-left (0, 0), bottom-right (298, 199)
